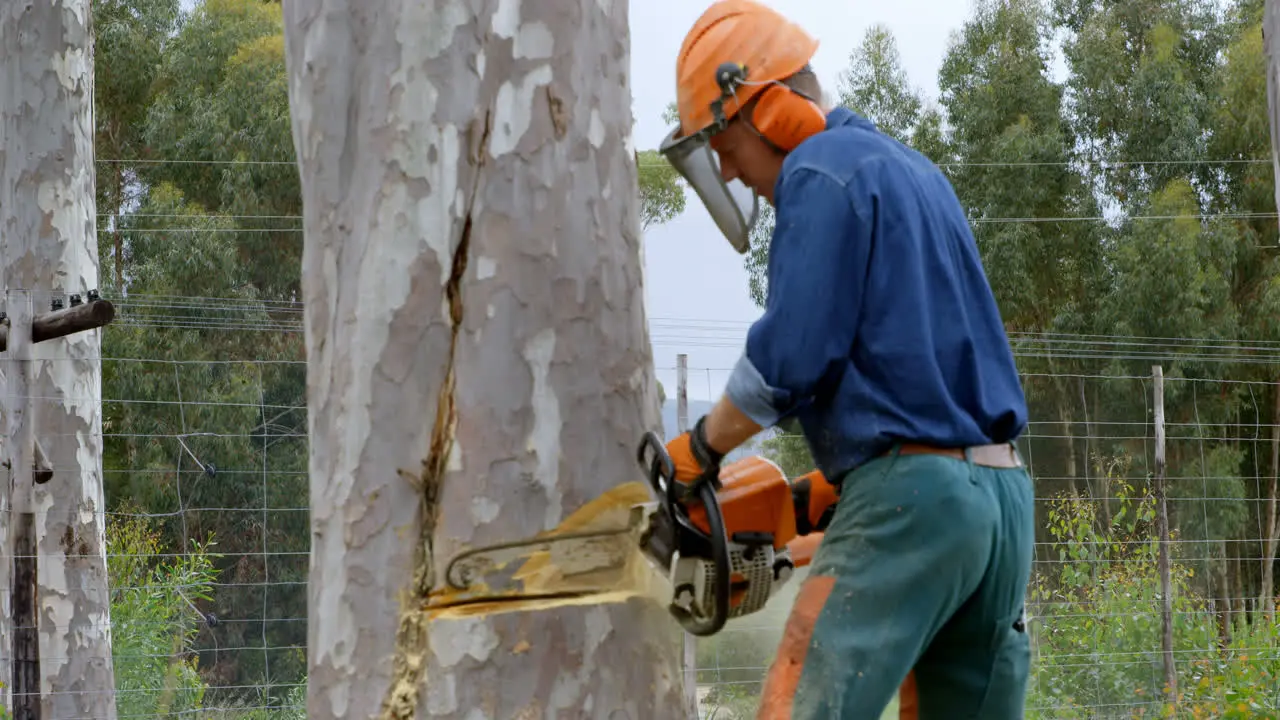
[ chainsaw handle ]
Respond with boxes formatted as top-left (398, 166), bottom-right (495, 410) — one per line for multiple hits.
top-left (637, 431), bottom-right (676, 498)
top-left (634, 431), bottom-right (730, 637)
top-left (682, 479), bottom-right (731, 636)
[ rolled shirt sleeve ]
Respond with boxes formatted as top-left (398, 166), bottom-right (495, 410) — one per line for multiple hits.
top-left (724, 165), bottom-right (873, 428)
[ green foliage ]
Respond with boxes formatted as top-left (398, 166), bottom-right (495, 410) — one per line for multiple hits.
top-left (140, 0), bottom-right (300, 301)
top-left (107, 509), bottom-right (218, 718)
top-left (102, 511), bottom-right (308, 719)
top-left (95, 0), bottom-right (312, 701)
top-left (837, 24), bottom-right (925, 144)
top-left (662, 101), bottom-right (680, 126)
top-left (94, 0), bottom-right (184, 286)
top-left (758, 425), bottom-right (815, 478)
top-left (1027, 468), bottom-right (1280, 718)
top-left (200, 680), bottom-right (307, 720)
top-left (638, 149), bottom-right (687, 229)
top-left (1056, 0), bottom-right (1229, 203)
top-left (938, 0), bottom-right (1099, 344)
top-left (1105, 178), bottom-right (1236, 348)
top-left (639, 102), bottom-right (688, 230)
top-left (1172, 627), bottom-right (1280, 719)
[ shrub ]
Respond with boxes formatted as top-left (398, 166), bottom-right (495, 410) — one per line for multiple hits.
top-left (107, 508), bottom-right (219, 718)
top-left (1026, 479), bottom-right (1280, 718)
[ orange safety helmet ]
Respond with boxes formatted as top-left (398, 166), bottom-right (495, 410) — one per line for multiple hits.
top-left (674, 0), bottom-right (820, 139)
top-left (658, 0), bottom-right (824, 254)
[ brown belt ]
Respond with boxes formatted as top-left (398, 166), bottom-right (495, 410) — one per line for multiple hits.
top-left (891, 442), bottom-right (1023, 469)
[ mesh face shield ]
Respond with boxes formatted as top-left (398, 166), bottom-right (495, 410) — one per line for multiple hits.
top-left (658, 127), bottom-right (760, 254)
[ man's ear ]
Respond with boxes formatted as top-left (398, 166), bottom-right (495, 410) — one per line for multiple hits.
top-left (740, 101), bottom-right (789, 158)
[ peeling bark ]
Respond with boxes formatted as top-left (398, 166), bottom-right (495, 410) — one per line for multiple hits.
top-left (0, 1), bottom-right (118, 717)
top-left (281, 0), bottom-right (686, 717)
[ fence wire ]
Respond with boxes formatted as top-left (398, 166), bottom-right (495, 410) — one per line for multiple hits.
top-left (0, 286), bottom-right (308, 719)
top-left (7, 145), bottom-right (1280, 720)
top-left (5, 296), bottom-right (1280, 719)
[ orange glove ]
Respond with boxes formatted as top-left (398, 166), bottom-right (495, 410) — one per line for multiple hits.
top-left (665, 416), bottom-right (725, 497)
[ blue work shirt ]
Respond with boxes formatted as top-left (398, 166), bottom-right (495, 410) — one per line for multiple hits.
top-left (724, 107), bottom-right (1028, 481)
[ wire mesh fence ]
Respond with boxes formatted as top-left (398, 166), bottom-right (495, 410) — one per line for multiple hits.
top-left (1, 287), bottom-right (309, 718)
top-left (102, 298), bottom-right (310, 718)
top-left (3, 0), bottom-right (1273, 716)
top-left (7, 306), bottom-right (1280, 719)
top-left (671, 361), bottom-right (1280, 719)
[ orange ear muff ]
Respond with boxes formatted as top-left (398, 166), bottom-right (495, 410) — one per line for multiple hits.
top-left (751, 84), bottom-right (827, 152)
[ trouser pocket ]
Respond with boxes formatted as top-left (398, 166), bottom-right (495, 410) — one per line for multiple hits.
top-left (972, 607), bottom-right (1031, 719)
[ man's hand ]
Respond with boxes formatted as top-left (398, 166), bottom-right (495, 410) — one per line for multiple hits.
top-left (665, 415), bottom-right (725, 492)
top-left (664, 394), bottom-right (767, 500)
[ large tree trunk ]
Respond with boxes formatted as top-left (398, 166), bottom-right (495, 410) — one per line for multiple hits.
top-left (0, 1), bottom-right (119, 717)
top-left (281, 1), bottom-right (686, 717)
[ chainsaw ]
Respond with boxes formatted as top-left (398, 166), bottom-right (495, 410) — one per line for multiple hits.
top-left (433, 431), bottom-right (839, 636)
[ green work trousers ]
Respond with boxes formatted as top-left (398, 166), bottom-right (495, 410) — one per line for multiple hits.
top-left (760, 445), bottom-right (1035, 719)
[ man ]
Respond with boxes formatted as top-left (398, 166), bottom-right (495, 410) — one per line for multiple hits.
top-left (656, 1), bottom-right (1036, 718)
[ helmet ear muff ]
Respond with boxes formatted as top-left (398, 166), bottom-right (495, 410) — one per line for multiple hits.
top-left (750, 84), bottom-right (827, 152)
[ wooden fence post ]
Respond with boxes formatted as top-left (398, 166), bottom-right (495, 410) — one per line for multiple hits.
top-left (1152, 364), bottom-right (1176, 699)
top-left (1, 290), bottom-right (114, 718)
top-left (676, 353), bottom-right (698, 717)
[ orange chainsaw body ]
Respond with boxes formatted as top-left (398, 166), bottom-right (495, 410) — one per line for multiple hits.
top-left (684, 454), bottom-right (839, 562)
top-left (679, 454), bottom-right (842, 614)
top-left (686, 455), bottom-right (799, 550)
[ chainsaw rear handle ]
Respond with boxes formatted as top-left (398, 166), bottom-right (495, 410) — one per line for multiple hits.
top-left (636, 431), bottom-right (731, 636)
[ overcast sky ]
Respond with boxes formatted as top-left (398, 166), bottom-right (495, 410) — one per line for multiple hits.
top-left (631, 0), bottom-right (978, 398)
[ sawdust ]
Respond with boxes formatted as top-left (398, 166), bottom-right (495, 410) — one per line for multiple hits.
top-left (544, 481), bottom-right (653, 534)
top-left (424, 481), bottom-right (670, 620)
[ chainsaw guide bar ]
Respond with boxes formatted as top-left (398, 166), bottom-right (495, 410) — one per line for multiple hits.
top-left (425, 431), bottom-right (743, 637)
top-left (426, 514), bottom-right (649, 613)
top-left (443, 523), bottom-right (639, 591)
